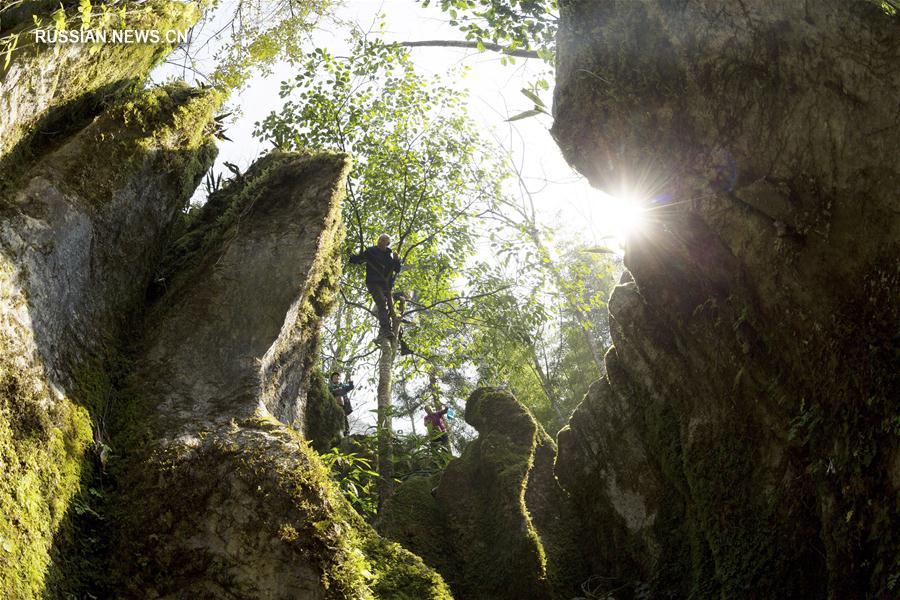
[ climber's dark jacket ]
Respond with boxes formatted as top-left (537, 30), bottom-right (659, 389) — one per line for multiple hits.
top-left (349, 246), bottom-right (402, 287)
top-left (330, 381), bottom-right (354, 414)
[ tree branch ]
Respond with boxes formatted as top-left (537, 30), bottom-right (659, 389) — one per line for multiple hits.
top-left (403, 285), bottom-right (512, 316)
top-left (322, 346), bottom-right (380, 365)
top-left (341, 289), bottom-right (375, 316)
top-left (401, 195), bottom-right (481, 261)
top-left (400, 40), bottom-right (539, 59)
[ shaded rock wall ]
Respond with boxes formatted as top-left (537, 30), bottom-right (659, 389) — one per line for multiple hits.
top-left (138, 151), bottom-right (344, 438)
top-left (107, 152), bottom-right (451, 599)
top-left (381, 388), bottom-right (585, 600)
top-left (1, 8), bottom-right (453, 597)
top-left (0, 7), bottom-right (215, 596)
top-left (1, 83), bottom-right (220, 382)
top-left (0, 4), bottom-right (459, 598)
top-left (552, 1), bottom-right (898, 597)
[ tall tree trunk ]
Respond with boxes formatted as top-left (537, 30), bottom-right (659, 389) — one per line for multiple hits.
top-left (375, 294), bottom-right (405, 511)
top-left (327, 300), bottom-right (348, 372)
top-left (403, 390), bottom-right (419, 436)
top-left (375, 336), bottom-right (396, 510)
top-left (427, 370), bottom-right (441, 409)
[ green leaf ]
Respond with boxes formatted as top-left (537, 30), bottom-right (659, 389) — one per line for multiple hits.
top-left (506, 108), bottom-right (543, 122)
top-left (3, 33), bottom-right (19, 70)
top-left (520, 88), bottom-right (545, 108)
top-left (79, 0), bottom-right (92, 29)
top-left (52, 5), bottom-right (67, 31)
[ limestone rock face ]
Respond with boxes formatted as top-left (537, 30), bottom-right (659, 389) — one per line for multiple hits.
top-left (0, 0), bottom-right (199, 161)
top-left (1, 7), bottom-right (448, 598)
top-left (1, 83), bottom-right (220, 381)
top-left (139, 152), bottom-right (345, 438)
top-left (109, 152), bottom-right (451, 599)
top-left (0, 8), bottom-right (217, 598)
top-left (552, 1), bottom-right (898, 597)
top-left (381, 388), bottom-right (585, 600)
top-left (0, 81), bottom-right (218, 597)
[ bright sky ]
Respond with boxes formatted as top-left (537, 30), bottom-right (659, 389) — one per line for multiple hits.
top-left (155, 0), bottom-right (639, 249)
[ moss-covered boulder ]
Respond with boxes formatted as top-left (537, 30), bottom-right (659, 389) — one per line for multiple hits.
top-left (0, 0), bottom-right (200, 165)
top-left (0, 82), bottom-right (219, 597)
top-left (552, 1), bottom-right (899, 597)
top-left (103, 151), bottom-right (450, 598)
top-left (381, 388), bottom-right (585, 599)
top-left (0, 338), bottom-right (93, 598)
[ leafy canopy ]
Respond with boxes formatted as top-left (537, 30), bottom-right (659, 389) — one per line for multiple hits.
top-left (199, 0), bottom-right (333, 90)
top-left (418, 0), bottom-right (558, 61)
top-left (254, 31), bottom-right (500, 381)
top-left (253, 25), bottom-right (617, 440)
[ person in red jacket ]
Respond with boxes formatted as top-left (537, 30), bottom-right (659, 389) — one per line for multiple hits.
top-left (423, 405), bottom-right (450, 450)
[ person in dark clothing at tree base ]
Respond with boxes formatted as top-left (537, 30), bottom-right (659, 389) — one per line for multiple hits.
top-left (329, 372), bottom-right (354, 436)
top-left (349, 234), bottom-right (402, 340)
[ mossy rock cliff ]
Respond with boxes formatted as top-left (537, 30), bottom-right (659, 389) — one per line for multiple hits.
top-left (0, 79), bottom-right (220, 598)
top-left (0, 0), bottom-right (200, 169)
top-left (552, 1), bottom-right (899, 597)
top-left (96, 151), bottom-right (451, 599)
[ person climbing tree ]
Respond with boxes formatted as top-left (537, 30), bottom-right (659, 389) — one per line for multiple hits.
top-left (423, 405), bottom-right (450, 451)
top-left (329, 372), bottom-right (354, 436)
top-left (349, 234), bottom-right (402, 339)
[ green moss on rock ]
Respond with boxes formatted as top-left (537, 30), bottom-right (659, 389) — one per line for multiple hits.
top-left (106, 415), bottom-right (452, 599)
top-left (0, 0), bottom-right (201, 167)
top-left (305, 370), bottom-right (346, 452)
top-left (380, 475), bottom-right (453, 576)
top-left (551, 0), bottom-right (899, 595)
top-left (159, 151), bottom-right (304, 282)
top-left (0, 334), bottom-right (92, 598)
top-left (381, 388), bottom-right (585, 599)
top-left (432, 388), bottom-right (548, 599)
top-left (40, 82), bottom-right (223, 212)
top-left (1, 50), bottom-right (221, 599)
top-left (90, 148), bottom-right (448, 598)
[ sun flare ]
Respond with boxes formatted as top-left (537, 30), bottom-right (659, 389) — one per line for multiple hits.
top-left (605, 195), bottom-right (646, 239)
top-left (591, 191), bottom-right (648, 249)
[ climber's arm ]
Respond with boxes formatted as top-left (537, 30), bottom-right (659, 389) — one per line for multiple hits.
top-left (348, 248), bottom-right (369, 265)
